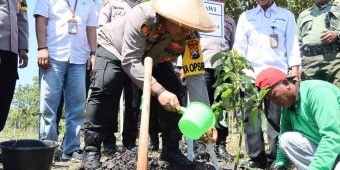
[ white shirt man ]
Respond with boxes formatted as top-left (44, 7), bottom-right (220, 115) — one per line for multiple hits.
top-left (233, 1), bottom-right (301, 169)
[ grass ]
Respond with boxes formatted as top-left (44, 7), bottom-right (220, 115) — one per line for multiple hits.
top-left (0, 128), bottom-right (37, 141)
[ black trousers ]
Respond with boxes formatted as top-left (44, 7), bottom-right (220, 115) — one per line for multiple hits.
top-left (84, 46), bottom-right (137, 141)
top-left (244, 91), bottom-right (280, 164)
top-left (150, 62), bottom-right (182, 133)
top-left (122, 81), bottom-right (139, 145)
top-left (0, 50), bottom-right (18, 131)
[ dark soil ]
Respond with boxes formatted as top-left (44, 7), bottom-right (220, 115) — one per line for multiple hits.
top-left (99, 142), bottom-right (233, 170)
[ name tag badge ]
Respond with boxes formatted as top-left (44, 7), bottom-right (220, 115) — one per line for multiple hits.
top-left (68, 19), bottom-right (78, 34)
top-left (182, 38), bottom-right (205, 77)
top-left (269, 34), bottom-right (278, 48)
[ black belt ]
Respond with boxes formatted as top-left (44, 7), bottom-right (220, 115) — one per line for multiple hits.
top-left (301, 43), bottom-right (340, 57)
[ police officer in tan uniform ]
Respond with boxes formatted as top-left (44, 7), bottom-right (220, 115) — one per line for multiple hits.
top-left (82, 0), bottom-right (216, 169)
top-left (0, 0), bottom-right (28, 132)
top-left (298, 0), bottom-right (340, 87)
top-left (122, 1), bottom-right (215, 168)
top-left (82, 0), bottom-right (140, 169)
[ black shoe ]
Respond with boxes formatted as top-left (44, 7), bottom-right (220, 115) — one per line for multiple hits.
top-left (149, 132), bottom-right (159, 151)
top-left (194, 149), bottom-right (210, 161)
top-left (82, 146), bottom-right (101, 170)
top-left (215, 143), bottom-right (232, 162)
top-left (102, 146), bottom-right (117, 156)
top-left (193, 141), bottom-right (209, 161)
top-left (160, 150), bottom-right (195, 169)
top-left (124, 143), bottom-right (136, 150)
top-left (61, 150), bottom-right (83, 161)
top-left (240, 160), bottom-right (267, 169)
top-left (149, 143), bottom-right (159, 151)
top-left (102, 135), bottom-right (117, 155)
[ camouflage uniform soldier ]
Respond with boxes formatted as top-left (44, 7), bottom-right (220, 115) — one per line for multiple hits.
top-left (298, 0), bottom-right (340, 87)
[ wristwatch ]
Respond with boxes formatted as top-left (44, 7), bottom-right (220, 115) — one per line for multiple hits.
top-left (90, 51), bottom-right (96, 56)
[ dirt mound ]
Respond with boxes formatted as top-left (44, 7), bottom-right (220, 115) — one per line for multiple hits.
top-left (99, 147), bottom-right (232, 170)
top-left (100, 148), bottom-right (168, 170)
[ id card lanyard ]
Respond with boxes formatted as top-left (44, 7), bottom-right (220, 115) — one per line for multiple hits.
top-left (66, 0), bottom-right (78, 34)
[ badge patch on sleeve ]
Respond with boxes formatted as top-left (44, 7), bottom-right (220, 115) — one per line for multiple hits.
top-left (182, 38), bottom-right (204, 77)
top-left (19, 0), bottom-right (27, 11)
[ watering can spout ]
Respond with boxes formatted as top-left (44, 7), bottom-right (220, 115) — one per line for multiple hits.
top-left (179, 107), bottom-right (186, 115)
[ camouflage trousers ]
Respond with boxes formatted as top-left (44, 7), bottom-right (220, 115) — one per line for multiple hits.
top-left (301, 53), bottom-right (340, 88)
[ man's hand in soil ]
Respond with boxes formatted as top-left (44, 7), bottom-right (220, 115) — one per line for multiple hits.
top-left (200, 127), bottom-right (218, 143)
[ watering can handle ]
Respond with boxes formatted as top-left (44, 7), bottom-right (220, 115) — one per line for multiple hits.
top-left (179, 107), bottom-right (186, 115)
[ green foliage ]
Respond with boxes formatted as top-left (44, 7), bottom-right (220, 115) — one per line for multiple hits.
top-left (7, 77), bottom-right (40, 131)
top-left (224, 0), bottom-right (313, 20)
top-left (211, 50), bottom-right (268, 169)
top-left (211, 49), bottom-right (263, 115)
top-left (285, 0), bottom-right (313, 18)
top-left (224, 0), bottom-right (257, 20)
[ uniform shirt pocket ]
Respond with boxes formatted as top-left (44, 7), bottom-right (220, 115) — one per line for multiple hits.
top-left (327, 11), bottom-right (340, 31)
top-left (245, 19), bottom-right (261, 44)
top-left (300, 18), bottom-right (313, 38)
top-left (271, 18), bottom-right (287, 37)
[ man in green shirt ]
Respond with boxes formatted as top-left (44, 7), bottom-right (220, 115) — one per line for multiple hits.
top-left (255, 67), bottom-right (340, 170)
top-left (297, 0), bottom-right (340, 87)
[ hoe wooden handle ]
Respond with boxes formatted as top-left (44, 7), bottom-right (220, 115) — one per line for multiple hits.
top-left (137, 56), bottom-right (153, 170)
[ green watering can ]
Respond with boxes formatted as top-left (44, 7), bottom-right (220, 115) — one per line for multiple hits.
top-left (178, 102), bottom-right (216, 140)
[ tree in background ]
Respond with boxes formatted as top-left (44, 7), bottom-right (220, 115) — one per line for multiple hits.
top-left (135, 0), bottom-right (313, 21)
top-left (7, 77), bottom-right (39, 131)
top-left (225, 0), bottom-right (312, 20)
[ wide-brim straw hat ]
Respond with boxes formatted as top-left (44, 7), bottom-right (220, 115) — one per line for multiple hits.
top-left (152, 0), bottom-right (216, 33)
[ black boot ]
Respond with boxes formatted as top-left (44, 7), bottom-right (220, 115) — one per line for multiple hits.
top-left (102, 134), bottom-right (117, 155)
top-left (193, 140), bottom-right (210, 160)
top-left (215, 127), bottom-right (232, 161)
top-left (122, 132), bottom-right (137, 150)
top-left (160, 132), bottom-right (195, 169)
top-left (215, 141), bottom-right (232, 162)
top-left (149, 131), bottom-right (159, 151)
top-left (82, 130), bottom-right (103, 170)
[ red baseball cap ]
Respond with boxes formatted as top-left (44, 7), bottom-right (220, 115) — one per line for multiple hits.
top-left (255, 67), bottom-right (291, 89)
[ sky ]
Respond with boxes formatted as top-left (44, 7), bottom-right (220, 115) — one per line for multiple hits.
top-left (16, 0), bottom-right (38, 86)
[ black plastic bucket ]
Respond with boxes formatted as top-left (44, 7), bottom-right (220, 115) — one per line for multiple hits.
top-left (0, 139), bottom-right (58, 170)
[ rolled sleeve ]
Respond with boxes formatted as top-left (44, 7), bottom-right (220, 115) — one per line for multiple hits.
top-left (87, 1), bottom-right (98, 27)
top-left (33, 0), bottom-right (49, 18)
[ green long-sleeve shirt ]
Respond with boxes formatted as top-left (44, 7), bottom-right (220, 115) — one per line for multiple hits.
top-left (275, 80), bottom-right (340, 170)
